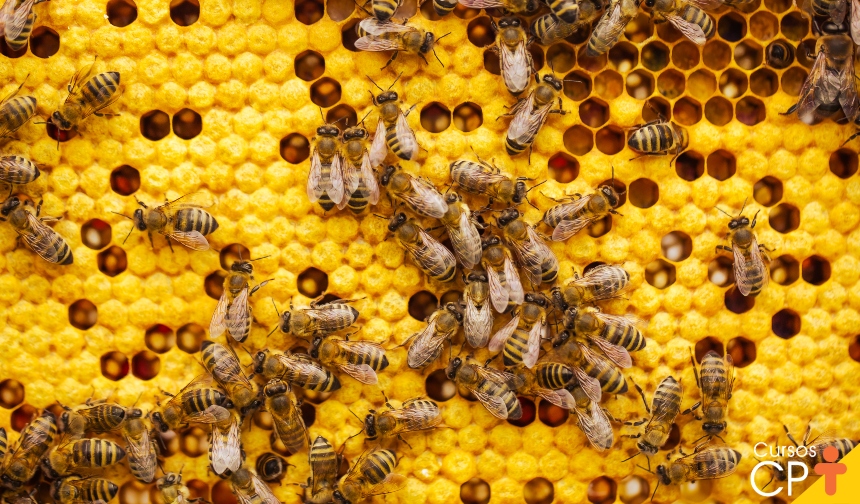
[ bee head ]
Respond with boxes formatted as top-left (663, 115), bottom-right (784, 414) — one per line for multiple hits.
top-left (446, 357), bottom-right (463, 379)
top-left (524, 0), bottom-right (539, 13)
top-left (241, 398), bottom-right (263, 416)
top-left (498, 16), bottom-right (520, 28)
top-left (264, 379), bottom-right (288, 397)
top-left (364, 413), bottom-right (378, 439)
top-left (231, 260), bottom-right (253, 274)
top-left (380, 165), bottom-right (397, 186)
top-left (343, 126), bottom-right (368, 142)
top-left (317, 124), bottom-right (340, 137)
top-left (637, 440), bottom-right (659, 458)
top-left (420, 32), bottom-right (436, 55)
top-left (151, 412), bottom-right (169, 432)
top-left (51, 111), bottom-right (72, 131)
top-left (0, 474), bottom-right (20, 489)
top-left (41, 458), bottom-right (60, 480)
top-left (445, 302), bottom-right (463, 322)
top-left (601, 185), bottom-right (621, 208)
top-left (128, 407), bottom-right (143, 419)
top-left (279, 311), bottom-right (292, 333)
top-left (377, 91), bottom-right (398, 104)
top-left (645, 0), bottom-right (656, 6)
top-left (481, 235), bottom-right (500, 249)
top-left (445, 192), bottom-right (460, 204)
top-left (822, 21), bottom-right (848, 35)
top-left (530, 293), bottom-right (547, 307)
top-left (132, 208), bottom-right (147, 231)
top-left (542, 74), bottom-right (563, 91)
top-left (512, 180), bottom-right (527, 203)
top-left (51, 478), bottom-right (63, 498)
top-left (309, 336), bottom-right (323, 358)
top-left (552, 330), bottom-right (572, 348)
top-left (388, 212), bottom-right (407, 231)
top-left (253, 350), bottom-right (268, 375)
top-left (467, 272), bottom-right (484, 283)
top-left (0, 196), bottom-right (19, 216)
top-left (332, 490), bottom-right (350, 504)
top-left (655, 464), bottom-right (672, 485)
top-left (157, 473), bottom-right (181, 489)
top-left (497, 208), bottom-right (520, 227)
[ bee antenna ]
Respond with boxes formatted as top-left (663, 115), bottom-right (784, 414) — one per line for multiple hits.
top-left (366, 75), bottom-right (384, 92)
top-left (738, 197), bottom-right (748, 217)
top-left (714, 206), bottom-right (733, 218)
top-left (611, 164), bottom-right (615, 184)
top-left (525, 180), bottom-right (546, 194)
top-left (270, 298), bottom-right (281, 317)
top-left (388, 71), bottom-right (403, 90)
top-left (111, 210), bottom-right (132, 220)
top-left (436, 31), bottom-right (451, 41)
top-left (432, 47), bottom-right (445, 68)
top-left (249, 254), bottom-right (271, 262)
top-left (347, 408), bottom-right (364, 423)
top-left (319, 106), bottom-right (325, 123)
top-left (373, 213), bottom-right (388, 220)
top-left (358, 109), bottom-right (372, 126)
top-left (650, 480), bottom-right (660, 501)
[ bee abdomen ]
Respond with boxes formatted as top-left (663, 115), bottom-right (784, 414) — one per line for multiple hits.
top-left (679, 5), bottom-right (714, 38)
top-left (505, 136), bottom-right (527, 156)
top-left (502, 330), bottom-right (530, 367)
top-left (74, 439), bottom-right (126, 467)
top-left (603, 324), bottom-right (645, 351)
top-left (812, 439), bottom-right (856, 463)
top-left (371, 0), bottom-right (398, 21)
top-left (82, 72), bottom-right (121, 107)
top-left (385, 124), bottom-right (413, 160)
top-left (433, 0), bottom-right (457, 15)
top-left (28, 412), bottom-right (57, 456)
top-left (628, 123), bottom-right (676, 153)
top-left (91, 404), bottom-right (127, 431)
top-left (183, 388), bottom-right (226, 413)
top-left (700, 448), bottom-right (741, 474)
top-left (80, 477), bottom-right (119, 502)
top-left (536, 362), bottom-right (574, 389)
top-left (276, 422), bottom-right (307, 453)
top-left (549, 0), bottom-right (579, 23)
top-left (0, 96), bottom-right (37, 136)
top-left (5, 12), bottom-right (35, 51)
top-left (363, 449), bottom-right (397, 484)
top-left (0, 156), bottom-right (39, 184)
top-left (175, 208), bottom-right (219, 235)
top-left (347, 183), bottom-right (370, 214)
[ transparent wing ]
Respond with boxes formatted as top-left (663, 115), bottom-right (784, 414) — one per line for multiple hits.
top-left (404, 228), bottom-right (456, 278)
top-left (358, 17), bottom-right (416, 35)
top-left (508, 237), bottom-right (543, 286)
top-left (504, 257), bottom-right (524, 304)
top-left (338, 363), bottom-right (378, 385)
top-left (0, 157), bottom-right (35, 181)
top-left (500, 38), bottom-right (532, 94)
top-left (685, 0), bottom-right (723, 10)
top-left (526, 225), bottom-right (558, 286)
top-left (458, 0), bottom-right (506, 6)
top-left (649, 379), bottom-right (683, 428)
top-left (522, 319), bottom-right (545, 368)
top-left (830, 0), bottom-right (847, 24)
top-left (205, 290), bottom-right (227, 339)
top-left (407, 317), bottom-right (445, 369)
top-left (577, 404), bottom-right (614, 451)
top-left (226, 287), bottom-right (250, 341)
top-left (486, 265), bottom-right (509, 313)
top-left (508, 92), bottom-right (551, 145)
top-left (4, 0), bottom-right (36, 42)
top-left (573, 264), bottom-right (629, 299)
top-left (307, 149), bottom-right (323, 203)
top-left (852, 0), bottom-right (860, 45)
top-left (796, 51), bottom-right (828, 123)
top-left (366, 473), bottom-right (408, 499)
top-left (449, 210), bottom-right (482, 269)
top-left (573, 366), bottom-right (602, 403)
top-left (20, 213), bottom-right (67, 264)
top-left (488, 313), bottom-right (519, 353)
top-left (838, 57), bottom-right (859, 123)
top-left (165, 230), bottom-right (210, 251)
top-left (185, 404), bottom-right (231, 425)
top-left (589, 4), bottom-right (626, 55)
top-left (276, 354), bottom-right (333, 385)
top-left (686, 448), bottom-right (740, 479)
top-left (355, 35), bottom-right (407, 52)
top-left (537, 387), bottom-right (576, 409)
top-left (473, 390), bottom-right (510, 419)
top-left (342, 156), bottom-right (361, 199)
top-left (379, 405), bottom-right (442, 435)
top-left (369, 118), bottom-right (388, 167)
top-left (328, 153), bottom-right (345, 206)
top-left (395, 112), bottom-right (418, 161)
top-left (403, 177), bottom-right (446, 218)
top-left (360, 152), bottom-right (380, 205)
top-left (125, 429), bottom-right (157, 482)
top-left (464, 291), bottom-right (492, 348)
top-left (547, 197), bottom-right (591, 238)
top-left (589, 337), bottom-right (632, 369)
top-left (475, 364), bottom-right (525, 389)
top-left (668, 15), bottom-right (707, 45)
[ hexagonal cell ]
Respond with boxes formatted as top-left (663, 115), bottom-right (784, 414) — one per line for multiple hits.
top-left (695, 336), bottom-right (724, 361)
top-left (461, 478), bottom-right (491, 504)
top-left (703, 40), bottom-right (732, 71)
top-left (295, 50), bottom-right (325, 81)
top-left (525, 477), bottom-right (555, 504)
top-left (576, 46), bottom-right (607, 73)
top-left (453, 102), bottom-right (483, 132)
top-left (169, 0), bottom-right (199, 26)
top-left (580, 98), bottom-right (609, 128)
top-left (97, 245), bottom-right (127, 277)
top-left (538, 398), bottom-right (569, 427)
top-left (280, 133), bottom-right (310, 164)
top-left (643, 97), bottom-right (671, 122)
top-left (618, 475), bottom-right (650, 504)
top-left (727, 336), bottom-right (756, 367)
top-left (772, 308), bottom-right (800, 339)
top-left (626, 70), bottom-right (654, 100)
top-left (587, 214), bottom-right (612, 237)
top-left (594, 70), bottom-right (622, 100)
top-left (754, 176), bottom-right (783, 207)
top-left (725, 287), bottom-right (754, 314)
top-left (829, 149), bottom-right (858, 179)
top-left (326, 104), bottom-right (357, 129)
top-left (796, 39), bottom-right (816, 69)
top-left (736, 97), bottom-right (765, 126)
top-left (765, 0), bottom-right (791, 10)
top-left (781, 67), bottom-right (808, 97)
top-left (409, 290), bottom-right (438, 321)
top-left (780, 12), bottom-right (809, 41)
top-left (718, 12), bottom-right (747, 42)
top-left (750, 11), bottom-right (778, 41)
top-left (453, 2), bottom-right (480, 19)
top-left (301, 402), bottom-right (317, 427)
top-left (508, 396), bottom-right (536, 427)
top-left (310, 77), bottom-right (341, 108)
top-left (802, 255), bottom-right (831, 285)
top-left (220, 244), bottom-right (250, 271)
top-left (640, 41), bottom-right (669, 72)
top-left (0, 379), bottom-right (24, 409)
top-left (549, 152), bottom-right (579, 183)
top-left (769, 203), bottom-right (799, 233)
top-left (655, 21), bottom-right (684, 45)
top-left (482, 48), bottom-right (501, 75)
top-left (587, 476), bottom-right (617, 504)
top-left (563, 125), bottom-right (594, 156)
top-left (529, 45), bottom-right (545, 71)
top-left (425, 369), bottom-right (456, 401)
top-left (81, 219), bottom-right (111, 250)
top-left (547, 43), bottom-right (576, 73)
top-left (132, 350), bottom-right (161, 380)
top-left (69, 299), bottom-right (98, 330)
top-left (327, 0), bottom-right (354, 21)
top-left (657, 69), bottom-right (685, 99)
top-left (145, 324), bottom-right (175, 354)
top-left (688, 69), bottom-right (716, 101)
top-left (204, 271), bottom-right (225, 300)
top-left (296, 0), bottom-right (324, 24)
top-left (140, 110), bottom-right (170, 141)
top-left (672, 41), bottom-right (700, 70)
top-left (676, 151), bottom-right (704, 181)
top-left (770, 255), bottom-right (800, 285)
top-left (420, 102), bottom-right (451, 132)
top-left (765, 39), bottom-right (795, 69)
top-left (467, 16), bottom-right (494, 47)
top-left (177, 323), bottom-right (206, 353)
top-left (440, 290), bottom-right (463, 306)
top-left (608, 42), bottom-right (638, 72)
top-left (673, 97), bottom-right (702, 126)
top-left (172, 108), bottom-right (202, 140)
top-left (705, 97), bottom-right (733, 126)
top-left (100, 351), bottom-right (130, 381)
top-left (110, 165), bottom-right (140, 196)
top-left (30, 27), bottom-right (59, 58)
top-left (719, 69), bottom-right (747, 99)
top-left (629, 178), bottom-right (659, 208)
top-left (708, 256), bottom-right (734, 287)
top-left (298, 267), bottom-right (329, 298)
top-left (180, 426), bottom-right (208, 457)
top-left (750, 68), bottom-right (779, 97)
top-left (595, 126), bottom-right (624, 155)
top-left (707, 150), bottom-right (736, 181)
top-left (645, 259), bottom-right (676, 289)
top-left (564, 70), bottom-right (592, 101)
top-left (735, 40), bottom-right (764, 70)
top-left (106, 0), bottom-right (137, 27)
top-left (662, 231), bottom-right (692, 261)
top-left (625, 12), bottom-right (654, 42)
top-left (341, 19), bottom-right (360, 52)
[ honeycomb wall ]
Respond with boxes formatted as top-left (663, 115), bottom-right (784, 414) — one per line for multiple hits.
top-left (0, 0), bottom-right (858, 502)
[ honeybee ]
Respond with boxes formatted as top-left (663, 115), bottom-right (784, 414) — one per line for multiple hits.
top-left (0, 411), bottom-right (57, 489)
top-left (551, 337), bottom-right (627, 402)
top-left (800, 0), bottom-right (858, 36)
top-left (52, 476), bottom-right (118, 504)
top-left (767, 425), bottom-right (856, 486)
top-left (341, 124), bottom-right (380, 214)
top-left (551, 264), bottom-right (630, 311)
top-left (302, 436), bottom-right (339, 504)
top-left (43, 438), bottom-right (127, 478)
top-left (492, 16), bottom-right (534, 96)
top-left (511, 364), bottom-right (576, 409)
top-left (542, 182), bottom-right (624, 241)
top-left (446, 356), bottom-right (523, 420)
top-left (49, 61), bottom-right (121, 132)
top-left (646, 0), bottom-right (715, 45)
top-left (151, 373), bottom-right (230, 432)
top-left (256, 453), bottom-right (289, 483)
top-left (406, 303), bottom-right (463, 369)
top-left (355, 18), bottom-right (445, 69)
top-left (547, 0), bottom-right (581, 22)
top-left (568, 383), bottom-right (616, 452)
top-left (114, 193), bottom-right (219, 251)
top-left (210, 257), bottom-right (272, 343)
top-left (481, 235), bottom-right (524, 312)
top-left (310, 336), bottom-right (389, 385)
top-left (489, 292), bottom-right (548, 368)
top-left (623, 376), bottom-right (684, 462)
top-left (361, 396), bottom-right (442, 444)
top-left (0, 80), bottom-right (36, 140)
top-left (462, 272), bottom-right (493, 348)
top-left (122, 415), bottom-right (157, 483)
top-left (157, 472), bottom-right (204, 504)
top-left (627, 112), bottom-right (689, 164)
top-left (307, 119), bottom-right (344, 212)
top-left (0, 0), bottom-right (46, 51)
top-left (366, 76), bottom-right (419, 164)
top-left (687, 350), bottom-right (734, 440)
top-left (264, 379), bottom-right (308, 455)
top-left (274, 295), bottom-right (360, 340)
top-left (229, 467), bottom-right (280, 504)
top-left (765, 39), bottom-right (794, 69)
top-left (388, 212), bottom-right (457, 283)
top-left (253, 350), bottom-right (341, 392)
top-left (440, 193), bottom-right (482, 269)
top-left (0, 156), bottom-right (39, 196)
top-left (333, 448), bottom-right (406, 504)
top-left (502, 74), bottom-right (567, 158)
top-left (201, 341), bottom-right (262, 417)
top-left (449, 159), bottom-right (529, 206)
top-left (782, 33), bottom-right (859, 125)
top-left (380, 165), bottom-right (447, 219)
top-left (60, 400), bottom-right (141, 439)
top-left (587, 0), bottom-right (640, 56)
top-left (210, 408), bottom-right (243, 477)
top-left (369, 0), bottom-right (401, 21)
top-left (531, 3), bottom-right (602, 45)
top-left (497, 208), bottom-right (559, 287)
top-left (0, 196), bottom-right (73, 265)
top-left (715, 203), bottom-right (771, 297)
top-left (652, 445), bottom-right (741, 500)
top-left (559, 306), bottom-right (645, 367)
top-left (457, 0), bottom-right (540, 15)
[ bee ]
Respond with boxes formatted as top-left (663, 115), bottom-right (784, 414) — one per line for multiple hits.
top-left (0, 156), bottom-right (39, 196)
top-left (274, 294), bottom-right (360, 340)
top-left (264, 379), bottom-right (308, 455)
top-left (715, 203), bottom-right (771, 297)
top-left (497, 208), bottom-right (559, 287)
top-left (489, 292), bottom-right (548, 368)
top-left (43, 438), bottom-right (127, 479)
top-left (568, 383), bottom-right (616, 452)
top-left (481, 235), bottom-right (524, 312)
top-left (388, 212), bottom-right (457, 283)
top-left (365, 76), bottom-right (418, 165)
top-left (210, 257), bottom-right (272, 343)
top-left (623, 376), bottom-right (684, 462)
top-left (511, 364), bottom-right (576, 409)
top-left (49, 61), bottom-right (121, 132)
top-left (686, 350), bottom-right (734, 440)
top-left (256, 453), bottom-right (289, 483)
top-left (157, 472), bottom-right (205, 504)
top-left (587, 0), bottom-right (640, 56)
top-left (121, 415), bottom-right (157, 483)
top-left (559, 306), bottom-right (645, 368)
top-left (360, 396), bottom-right (442, 444)
top-left (440, 192), bottom-right (482, 269)
top-left (646, 0), bottom-right (715, 45)
top-left (310, 336), bottom-right (389, 385)
top-left (782, 31), bottom-right (858, 124)
top-left (253, 350), bottom-right (342, 392)
top-left (0, 0), bottom-right (46, 51)
top-left (551, 337), bottom-right (627, 402)
top-left (113, 193), bottom-right (219, 251)
top-left (341, 124), bottom-right (380, 214)
top-left (502, 74), bottom-right (567, 158)
top-left (229, 467), bottom-right (280, 504)
top-left (380, 165), bottom-right (447, 219)
top-left (307, 118), bottom-right (344, 212)
top-left (545, 0), bottom-right (580, 23)
top-left (355, 18), bottom-right (445, 69)
top-left (446, 356), bottom-right (523, 420)
top-left (767, 425), bottom-right (856, 486)
top-left (449, 159), bottom-right (529, 206)
top-left (627, 111), bottom-right (689, 164)
top-left (542, 182), bottom-right (624, 241)
top-left (765, 39), bottom-right (794, 69)
top-left (0, 411), bottom-right (57, 489)
top-left (0, 80), bottom-right (36, 140)
top-left (368, 0), bottom-right (401, 21)
top-left (491, 16), bottom-right (534, 96)
top-left (210, 408), bottom-right (243, 478)
top-left (0, 196), bottom-right (73, 265)
top-left (532, 3), bottom-right (602, 45)
top-left (457, 0), bottom-right (539, 15)
top-left (799, 0), bottom-right (856, 31)
top-left (551, 264), bottom-right (630, 312)
top-left (431, 0), bottom-right (457, 16)
top-left (301, 436), bottom-right (339, 504)
top-left (60, 400), bottom-right (141, 439)
top-left (201, 341), bottom-right (262, 417)
top-left (333, 448), bottom-right (406, 504)
top-left (52, 476), bottom-right (118, 504)
top-left (462, 272), bottom-right (493, 348)
top-left (652, 445), bottom-right (741, 500)
top-left (406, 303), bottom-right (463, 369)
top-left (151, 373), bottom-right (231, 432)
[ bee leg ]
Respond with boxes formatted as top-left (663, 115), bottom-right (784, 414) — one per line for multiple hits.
top-left (682, 402), bottom-right (702, 420)
top-left (630, 379), bottom-right (651, 414)
top-left (623, 419), bottom-right (647, 428)
top-left (397, 434), bottom-right (413, 450)
top-left (628, 152), bottom-right (666, 162)
top-left (609, 208), bottom-right (624, 217)
top-left (715, 244), bottom-right (732, 257)
top-left (688, 347), bottom-right (701, 388)
top-left (381, 51), bottom-right (399, 70)
top-left (783, 424), bottom-right (801, 448)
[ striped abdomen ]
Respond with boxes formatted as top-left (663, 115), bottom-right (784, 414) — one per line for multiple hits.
top-left (478, 379), bottom-right (522, 419)
top-left (0, 96), bottom-right (36, 138)
top-left (344, 345), bottom-right (388, 371)
top-left (602, 321), bottom-right (645, 351)
top-left (700, 352), bottom-right (729, 400)
top-left (543, 201), bottom-right (589, 229)
top-left (541, 254), bottom-right (559, 284)
top-left (283, 362), bottom-right (340, 392)
top-left (503, 329), bottom-right (531, 367)
top-left (5, 10), bottom-right (35, 51)
top-left (385, 123), bottom-right (414, 160)
top-left (808, 439), bottom-right (856, 465)
top-left (433, 0), bottom-right (457, 15)
top-left (678, 5), bottom-right (714, 38)
top-left (309, 435), bottom-right (337, 479)
top-left (360, 449), bottom-right (397, 485)
top-left (79, 72), bottom-right (120, 110)
top-left (274, 409), bottom-right (306, 454)
top-left (0, 428), bottom-right (6, 460)
top-left (174, 208), bottom-right (219, 235)
top-left (72, 439), bottom-right (126, 467)
top-left (21, 411), bottom-right (56, 459)
top-left (652, 377), bottom-right (683, 420)
top-left (0, 155), bottom-right (39, 185)
top-left (182, 388), bottom-right (226, 414)
top-left (505, 132), bottom-right (530, 156)
top-left (347, 178), bottom-right (372, 214)
top-left (628, 123), bottom-right (676, 153)
top-left (535, 362), bottom-right (574, 389)
top-left (318, 162), bottom-right (336, 211)
top-left (450, 161), bottom-right (492, 194)
top-left (582, 356), bottom-right (627, 394)
top-left (81, 404), bottom-right (127, 432)
top-left (737, 247), bottom-right (767, 296)
top-left (809, 0), bottom-right (837, 15)
top-left (19, 214), bottom-right (73, 265)
top-left (371, 0), bottom-right (399, 21)
top-left (587, 12), bottom-right (623, 56)
top-left (548, 0), bottom-right (579, 23)
top-left (694, 448), bottom-right (741, 479)
top-left (75, 477), bottom-right (119, 502)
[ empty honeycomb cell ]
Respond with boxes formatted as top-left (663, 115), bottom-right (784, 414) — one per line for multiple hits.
top-left (780, 12), bottom-right (808, 41)
top-left (280, 133), bottom-right (311, 163)
top-left (781, 67), bottom-right (807, 97)
top-left (426, 369), bottom-right (456, 401)
top-left (169, 0), bottom-right (199, 25)
top-left (420, 102), bottom-right (452, 133)
top-left (595, 126), bottom-right (624, 155)
top-left (69, 299), bottom-right (98, 330)
top-left (734, 40), bottom-right (764, 70)
top-left (618, 475), bottom-right (650, 504)
top-left (466, 17), bottom-right (494, 47)
top-left (655, 21), bottom-right (684, 45)
top-left (629, 178), bottom-right (659, 208)
top-left (708, 256), bottom-right (734, 286)
top-left (770, 254), bottom-right (800, 285)
top-left (718, 12), bottom-right (747, 42)
top-left (342, 19), bottom-right (360, 51)
top-left (0, 379), bottom-right (25, 409)
top-left (642, 97), bottom-right (671, 122)
top-left (220, 243), bottom-right (251, 270)
top-left (850, 336), bottom-right (860, 363)
top-left (695, 336), bottom-right (724, 361)
top-left (754, 176), bottom-right (783, 206)
top-left (548, 152), bottom-right (579, 183)
top-left (327, 0), bottom-right (354, 21)
top-left (301, 401), bottom-right (316, 427)
top-left (687, 69), bottom-right (716, 102)
top-left (705, 97), bottom-right (734, 126)
top-left (326, 103), bottom-right (358, 128)
top-left (145, 324), bottom-right (176, 353)
top-left (795, 39), bottom-right (817, 69)
top-left (645, 259), bottom-right (676, 289)
top-left (97, 246), bottom-right (128, 277)
top-left (298, 267), bottom-right (329, 297)
top-left (507, 397), bottom-right (536, 427)
top-left (625, 12), bottom-right (654, 43)
top-left (482, 48), bottom-right (501, 75)
top-left (707, 150), bottom-right (736, 181)
top-left (749, 11), bottom-right (778, 42)
top-left (764, 0), bottom-right (791, 11)
top-left (409, 290), bottom-right (438, 321)
top-left (703, 40), bottom-right (732, 71)
top-left (772, 308), bottom-right (800, 339)
top-left (106, 0), bottom-right (138, 27)
top-left (750, 68), bottom-right (779, 97)
top-left (639, 41), bottom-right (668, 72)
top-left (676, 151), bottom-right (705, 181)
top-left (524, 477), bottom-right (554, 504)
top-left (736, 96), bottom-right (766, 126)
top-left (719, 69), bottom-right (748, 98)
top-left (829, 149), bottom-right (858, 179)
top-left (296, 0), bottom-right (325, 24)
top-left (577, 46), bottom-right (608, 73)
top-left (564, 70), bottom-right (592, 101)
top-left (546, 43), bottom-right (576, 73)
top-left (461, 477), bottom-right (491, 504)
top-left (673, 97), bottom-right (702, 126)
top-left (727, 336), bottom-right (756, 367)
top-left (626, 70), bottom-right (654, 100)
top-left (131, 350), bottom-right (161, 380)
top-left (671, 41), bottom-right (699, 70)
top-left (440, 289), bottom-right (463, 306)
top-left (657, 69), bottom-right (685, 99)
top-left (563, 125), bottom-right (594, 156)
top-left (662, 231), bottom-right (692, 261)
top-left (110, 165), bottom-right (141, 195)
top-left (587, 476), bottom-right (617, 504)
top-left (594, 70), bottom-right (623, 101)
top-left (769, 203), bottom-right (800, 233)
top-left (204, 271), bottom-right (226, 300)
top-left (310, 77), bottom-right (342, 108)
top-left (140, 110), bottom-right (171, 141)
top-left (537, 399), bottom-right (569, 427)
top-left (172, 108), bottom-right (203, 139)
top-left (608, 42), bottom-right (639, 72)
top-left (802, 255), bottom-right (831, 285)
top-left (81, 219), bottom-right (112, 250)
top-left (453, 102), bottom-right (483, 132)
top-left (580, 98), bottom-right (610, 128)
top-left (100, 351), bottom-right (130, 381)
top-left (176, 322), bottom-right (206, 353)
top-left (725, 286), bottom-right (754, 314)
top-left (29, 27), bottom-right (60, 58)
top-left (295, 50), bottom-right (325, 81)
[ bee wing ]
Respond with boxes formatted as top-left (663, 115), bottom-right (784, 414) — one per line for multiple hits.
top-left (507, 92), bottom-right (550, 146)
top-left (464, 291), bottom-right (492, 348)
top-left (549, 197), bottom-right (596, 241)
top-left (488, 313), bottom-right (519, 353)
top-left (576, 404), bottom-right (614, 451)
top-left (20, 212), bottom-right (67, 264)
top-left (732, 243), bottom-right (753, 297)
top-left (369, 118), bottom-right (388, 167)
top-left (185, 404), bottom-right (231, 425)
top-left (685, 0), bottom-right (723, 10)
top-left (355, 34), bottom-right (408, 52)
top-left (537, 387), bottom-right (576, 409)
top-left (407, 316), bottom-right (445, 369)
top-left (595, 311), bottom-right (647, 330)
top-left (687, 447), bottom-right (740, 479)
top-left (209, 292), bottom-right (229, 340)
top-left (3, 0), bottom-right (36, 42)
top-left (358, 17), bottom-right (415, 35)
top-left (226, 287), bottom-right (250, 342)
top-left (472, 389), bottom-right (511, 419)
top-left (338, 363), bottom-right (378, 385)
top-left (486, 265), bottom-right (510, 313)
top-left (125, 429), bottom-right (157, 482)
top-left (667, 15), bottom-right (707, 45)
top-left (395, 111), bottom-right (419, 161)
top-left (831, 0), bottom-right (848, 24)
top-left (165, 230), bottom-right (210, 251)
top-left (406, 228), bottom-right (456, 278)
top-left (588, 337), bottom-right (632, 369)
top-left (402, 178), bottom-right (446, 218)
top-left (796, 49), bottom-right (829, 122)
top-left (475, 364), bottom-right (525, 389)
top-left (449, 210), bottom-right (482, 269)
top-left (360, 152), bottom-right (380, 205)
top-left (571, 264), bottom-right (629, 299)
top-left (500, 38), bottom-right (532, 94)
top-left (522, 319), bottom-right (545, 368)
top-left (504, 257), bottom-right (524, 305)
top-left (211, 417), bottom-right (242, 476)
top-left (328, 153), bottom-right (345, 206)
top-left (573, 367), bottom-right (602, 403)
top-left (508, 240), bottom-right (543, 287)
top-left (368, 473), bottom-right (408, 498)
top-left (839, 58), bottom-right (860, 122)
top-left (589, 4), bottom-right (626, 55)
top-left (458, 0), bottom-right (505, 6)
top-left (381, 406), bottom-right (443, 435)
top-left (852, 0), bottom-right (860, 45)
top-left (307, 149), bottom-right (323, 203)
top-left (342, 156), bottom-right (361, 200)
top-left (250, 472), bottom-right (282, 504)
top-left (277, 353), bottom-right (333, 384)
top-left (527, 225), bottom-right (558, 286)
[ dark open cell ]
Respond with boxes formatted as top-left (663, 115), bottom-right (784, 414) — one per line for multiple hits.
top-left (296, 0), bottom-right (325, 24)
top-left (781, 67), bottom-right (807, 97)
top-left (595, 126), bottom-right (624, 155)
top-left (11, 404), bottom-right (37, 432)
top-left (172, 108), bottom-right (202, 139)
top-left (140, 110), bottom-right (170, 140)
top-left (0, 379), bottom-right (24, 409)
top-left (587, 476), bottom-right (617, 504)
top-left (110, 165), bottom-right (140, 195)
top-left (688, 69), bottom-right (716, 101)
top-left (769, 203), bottom-right (799, 233)
top-left (425, 369), bottom-right (456, 401)
top-left (703, 40), bottom-right (732, 70)
top-left (177, 323), bottom-right (206, 353)
top-left (645, 259), bottom-right (676, 289)
top-left (29, 27), bottom-right (60, 58)
top-left (537, 398), bottom-right (569, 427)
top-left (482, 47), bottom-right (501, 75)
top-left (301, 402), bottom-right (316, 427)
top-left (661, 231), bottom-right (692, 261)
top-left (219, 243), bottom-right (251, 270)
top-left (629, 178), bottom-right (658, 208)
top-left (409, 290), bottom-right (439, 321)
top-left (750, 11), bottom-right (778, 41)
top-left (772, 309), bottom-right (800, 339)
top-left (850, 336), bottom-right (860, 363)
top-left (661, 422), bottom-right (681, 450)
top-left (467, 16), bottom-right (495, 47)
top-left (641, 41), bottom-right (669, 71)
top-left (643, 97), bottom-right (671, 123)
top-left (461, 478), bottom-right (491, 504)
top-left (727, 336), bottom-right (756, 367)
top-left (280, 133), bottom-right (310, 164)
top-left (107, 0), bottom-right (138, 27)
top-left (750, 68), bottom-right (779, 97)
top-left (529, 45), bottom-right (545, 70)
top-left (795, 39), bottom-right (816, 69)
top-left (780, 12), bottom-right (808, 41)
top-left (132, 350), bottom-right (161, 380)
top-left (577, 45), bottom-right (607, 73)
top-left (326, 0), bottom-right (354, 21)
top-left (326, 104), bottom-right (358, 129)
top-left (707, 149), bottom-right (736, 181)
top-left (310, 77), bottom-right (342, 108)
top-left (734, 40), bottom-right (763, 70)
top-left (708, 256), bottom-right (735, 287)
top-left (507, 397), bottom-right (535, 427)
top-left (548, 152), bottom-right (579, 183)
top-left (608, 42), bottom-right (639, 71)
top-left (204, 271), bottom-right (226, 300)
top-left (725, 286), bottom-right (754, 314)
top-left (98, 246), bottom-right (127, 277)
top-left (587, 215), bottom-right (612, 238)
top-left (594, 70), bottom-right (623, 100)
top-left (771, 255), bottom-right (799, 285)
top-left (626, 70), bottom-right (655, 100)
top-left (342, 19), bottom-right (360, 52)
top-left (145, 324), bottom-right (176, 353)
top-left (657, 69), bottom-right (685, 100)
top-left (802, 255), bottom-right (830, 285)
top-left (563, 125), bottom-right (593, 156)
top-left (718, 12), bottom-right (747, 42)
top-left (524, 478), bottom-right (554, 504)
top-left (420, 102), bottom-right (451, 132)
top-left (547, 43), bottom-right (576, 73)
top-left (440, 290), bottom-right (463, 306)
top-left (69, 299), bottom-right (98, 330)
top-left (830, 149), bottom-right (858, 179)
top-left (82, 219), bottom-right (112, 250)
top-left (295, 50), bottom-right (325, 81)
top-left (719, 68), bottom-right (748, 98)
top-left (169, 0), bottom-right (200, 26)
top-left (671, 41), bottom-right (700, 70)
top-left (705, 97), bottom-right (733, 126)
top-left (298, 267), bottom-right (329, 298)
top-left (676, 151), bottom-right (704, 181)
top-left (655, 20), bottom-right (683, 44)
top-left (695, 336), bottom-right (724, 362)
top-left (100, 351), bottom-right (130, 381)
top-left (754, 176), bottom-right (783, 206)
top-left (673, 97), bottom-right (702, 126)
top-left (736, 97), bottom-right (766, 126)
top-left (563, 70), bottom-right (591, 101)
top-left (453, 102), bottom-right (483, 132)
top-left (624, 12), bottom-right (653, 42)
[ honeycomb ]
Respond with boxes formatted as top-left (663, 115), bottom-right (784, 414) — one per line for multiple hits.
top-left (0, 0), bottom-right (858, 501)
